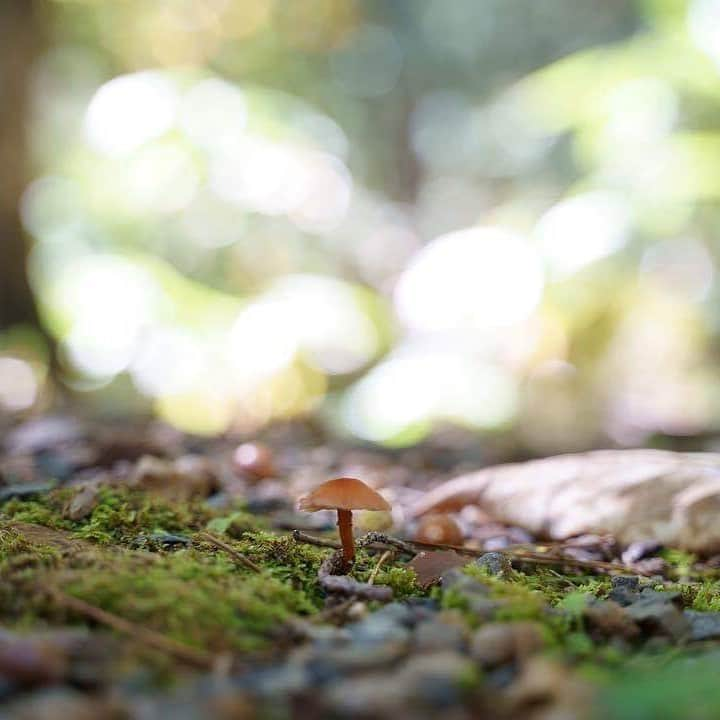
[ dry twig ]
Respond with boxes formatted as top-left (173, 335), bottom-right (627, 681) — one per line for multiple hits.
top-left (46, 587), bottom-right (214, 669)
top-left (196, 532), bottom-right (262, 573)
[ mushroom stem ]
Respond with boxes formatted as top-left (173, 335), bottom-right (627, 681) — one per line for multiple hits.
top-left (336, 509), bottom-right (355, 565)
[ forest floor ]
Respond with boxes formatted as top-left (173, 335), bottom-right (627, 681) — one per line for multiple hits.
top-left (2, 415), bottom-right (720, 719)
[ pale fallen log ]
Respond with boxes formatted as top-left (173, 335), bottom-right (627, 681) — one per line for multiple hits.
top-left (411, 449), bottom-right (720, 554)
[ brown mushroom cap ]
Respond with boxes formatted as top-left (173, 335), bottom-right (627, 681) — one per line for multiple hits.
top-left (298, 477), bottom-right (391, 512)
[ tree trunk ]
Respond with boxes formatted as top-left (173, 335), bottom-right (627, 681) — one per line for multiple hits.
top-left (0, 1), bottom-right (44, 333)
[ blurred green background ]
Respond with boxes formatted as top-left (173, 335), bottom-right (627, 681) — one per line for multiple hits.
top-left (2, 0), bottom-right (720, 451)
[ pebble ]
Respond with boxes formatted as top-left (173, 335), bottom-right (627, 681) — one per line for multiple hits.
top-left (583, 599), bottom-right (640, 639)
top-left (622, 540), bottom-right (663, 565)
top-left (608, 575), bottom-right (640, 606)
top-left (625, 597), bottom-right (690, 641)
top-left (475, 552), bottom-right (513, 578)
top-left (5, 688), bottom-right (126, 720)
top-left (324, 651), bottom-right (475, 717)
top-left (64, 484), bottom-right (99, 521)
top-left (470, 622), bottom-right (545, 668)
top-left (414, 616), bottom-right (467, 653)
top-left (0, 481), bottom-right (56, 503)
top-left (684, 610), bottom-right (720, 641)
top-left (128, 455), bottom-right (217, 500)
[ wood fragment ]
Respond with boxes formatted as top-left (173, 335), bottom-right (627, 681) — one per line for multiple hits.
top-left (196, 532), bottom-right (262, 573)
top-left (317, 551), bottom-right (393, 601)
top-left (292, 530), bottom-right (340, 549)
top-left (358, 532), bottom-right (416, 555)
top-left (46, 587), bottom-right (214, 669)
top-left (293, 528), bottom-right (641, 576)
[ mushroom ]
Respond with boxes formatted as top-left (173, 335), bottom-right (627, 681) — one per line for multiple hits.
top-left (298, 477), bottom-right (391, 566)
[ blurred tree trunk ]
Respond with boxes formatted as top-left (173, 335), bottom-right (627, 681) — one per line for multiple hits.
top-left (0, 1), bottom-right (45, 335)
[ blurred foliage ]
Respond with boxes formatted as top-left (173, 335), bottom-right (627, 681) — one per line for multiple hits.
top-left (5, 0), bottom-right (720, 450)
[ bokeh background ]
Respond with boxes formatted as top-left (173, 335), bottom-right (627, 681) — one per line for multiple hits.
top-left (2, 0), bottom-right (720, 454)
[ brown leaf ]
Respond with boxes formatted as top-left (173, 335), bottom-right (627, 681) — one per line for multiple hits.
top-left (410, 449), bottom-right (720, 554)
top-left (408, 550), bottom-right (470, 588)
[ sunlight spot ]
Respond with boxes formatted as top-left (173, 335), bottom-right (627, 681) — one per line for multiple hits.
top-left (179, 78), bottom-right (248, 148)
top-left (342, 345), bottom-right (517, 444)
top-left (0, 358), bottom-right (38, 411)
top-left (689, 0), bottom-right (720, 67)
top-left (85, 71), bottom-right (178, 156)
top-left (394, 226), bottom-right (544, 333)
top-left (534, 192), bottom-right (631, 276)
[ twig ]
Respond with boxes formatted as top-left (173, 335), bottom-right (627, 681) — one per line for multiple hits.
top-left (317, 551), bottom-right (393, 601)
top-left (293, 529), bottom-right (644, 576)
top-left (368, 550), bottom-right (392, 585)
top-left (358, 532), bottom-right (416, 555)
top-left (46, 587), bottom-right (214, 669)
top-left (411, 539), bottom-right (646, 575)
top-left (292, 530), bottom-right (340, 549)
top-left (197, 532), bottom-right (262, 573)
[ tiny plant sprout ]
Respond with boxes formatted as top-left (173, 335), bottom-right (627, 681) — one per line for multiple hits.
top-left (298, 477), bottom-right (391, 566)
top-left (414, 513), bottom-right (463, 545)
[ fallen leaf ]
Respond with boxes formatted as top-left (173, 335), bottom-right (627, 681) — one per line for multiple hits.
top-left (411, 449), bottom-right (720, 554)
top-left (408, 550), bottom-right (470, 588)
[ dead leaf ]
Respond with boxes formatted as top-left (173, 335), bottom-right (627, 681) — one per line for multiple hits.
top-left (408, 550), bottom-right (470, 588)
top-left (411, 449), bottom-right (720, 554)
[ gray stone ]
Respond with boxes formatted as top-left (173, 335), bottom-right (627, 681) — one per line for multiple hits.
top-left (625, 598), bottom-right (690, 641)
top-left (414, 618), bottom-right (466, 652)
top-left (474, 552), bottom-right (512, 578)
top-left (684, 610), bottom-right (720, 641)
top-left (370, 602), bottom-right (417, 628)
top-left (470, 622), bottom-right (545, 667)
top-left (0, 481), bottom-right (56, 503)
top-left (441, 568), bottom-right (489, 593)
top-left (323, 651), bottom-right (475, 717)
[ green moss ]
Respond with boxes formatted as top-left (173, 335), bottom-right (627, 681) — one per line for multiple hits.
top-left (73, 488), bottom-right (216, 544)
top-left (2, 488), bottom-right (235, 545)
top-left (206, 510), bottom-right (268, 536)
top-left (59, 548), bottom-right (317, 652)
top-left (2, 489), bottom-right (75, 530)
top-left (687, 580), bottom-right (720, 611)
top-left (661, 549), bottom-right (697, 578)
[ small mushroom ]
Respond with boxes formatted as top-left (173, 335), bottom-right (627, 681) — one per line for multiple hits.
top-left (414, 514), bottom-right (464, 545)
top-left (298, 477), bottom-right (390, 566)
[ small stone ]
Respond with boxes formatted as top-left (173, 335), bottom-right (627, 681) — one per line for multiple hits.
top-left (4, 688), bottom-right (126, 720)
top-left (323, 651), bottom-right (475, 716)
top-left (0, 481), bottom-right (56, 503)
top-left (504, 658), bottom-right (593, 719)
top-left (64, 484), bottom-right (100, 521)
top-left (584, 599), bottom-right (640, 639)
top-left (414, 617), bottom-right (467, 652)
top-left (622, 540), bottom-right (663, 565)
top-left (684, 610), bottom-right (720, 641)
top-left (317, 615), bottom-right (411, 671)
top-left (128, 455), bottom-right (216, 500)
top-left (475, 552), bottom-right (513, 578)
top-left (0, 636), bottom-right (66, 687)
top-left (470, 622), bottom-right (545, 667)
top-left (625, 597), bottom-right (690, 641)
top-left (369, 602), bottom-right (417, 628)
top-left (608, 576), bottom-right (640, 606)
